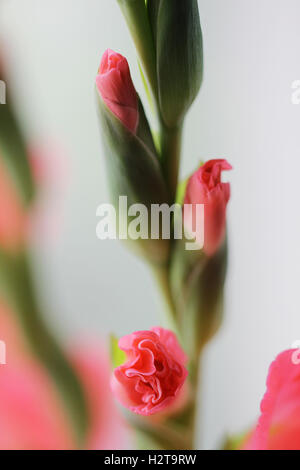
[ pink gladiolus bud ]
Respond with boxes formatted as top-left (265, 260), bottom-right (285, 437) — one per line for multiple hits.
top-left (245, 349), bottom-right (300, 450)
top-left (96, 49), bottom-right (139, 133)
top-left (184, 159), bottom-right (232, 256)
top-left (112, 327), bottom-right (188, 416)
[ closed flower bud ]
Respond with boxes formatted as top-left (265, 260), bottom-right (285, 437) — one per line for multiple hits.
top-left (184, 159), bottom-right (232, 256)
top-left (148, 0), bottom-right (203, 128)
top-left (111, 328), bottom-right (188, 416)
top-left (96, 49), bottom-right (169, 265)
top-left (96, 49), bottom-right (139, 133)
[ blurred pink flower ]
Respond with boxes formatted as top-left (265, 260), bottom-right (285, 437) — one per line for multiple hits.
top-left (184, 159), bottom-right (232, 256)
top-left (112, 327), bottom-right (188, 416)
top-left (0, 158), bottom-right (27, 252)
top-left (28, 142), bottom-right (68, 246)
top-left (72, 344), bottom-right (128, 450)
top-left (0, 141), bottom-right (67, 251)
top-left (0, 302), bottom-right (127, 450)
top-left (96, 49), bottom-right (139, 133)
top-left (245, 349), bottom-right (300, 450)
top-left (0, 361), bottom-right (74, 450)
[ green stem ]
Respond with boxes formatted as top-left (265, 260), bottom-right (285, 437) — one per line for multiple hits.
top-left (152, 259), bottom-right (202, 449)
top-left (0, 250), bottom-right (89, 448)
top-left (155, 121), bottom-right (202, 449)
top-left (159, 122), bottom-right (183, 204)
top-left (152, 264), bottom-right (179, 335)
top-left (151, 261), bottom-right (202, 449)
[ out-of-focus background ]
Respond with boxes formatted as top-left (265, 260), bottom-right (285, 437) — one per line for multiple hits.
top-left (1, 0), bottom-right (299, 449)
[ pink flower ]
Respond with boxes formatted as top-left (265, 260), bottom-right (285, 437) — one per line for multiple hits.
top-left (96, 49), bottom-right (139, 133)
top-left (184, 159), bottom-right (232, 256)
top-left (245, 349), bottom-right (300, 450)
top-left (112, 327), bottom-right (188, 416)
top-left (0, 302), bottom-right (128, 450)
top-left (0, 158), bottom-right (27, 252)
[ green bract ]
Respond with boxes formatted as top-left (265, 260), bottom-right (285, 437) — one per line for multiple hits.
top-left (96, 90), bottom-right (170, 264)
top-left (110, 335), bottom-right (126, 369)
top-left (148, 0), bottom-right (203, 127)
top-left (170, 238), bottom-right (228, 356)
top-left (118, 1), bottom-right (203, 128)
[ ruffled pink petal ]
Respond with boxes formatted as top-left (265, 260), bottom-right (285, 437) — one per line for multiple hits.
top-left (112, 328), bottom-right (188, 416)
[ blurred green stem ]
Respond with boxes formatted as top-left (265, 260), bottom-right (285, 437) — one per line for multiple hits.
top-left (0, 251), bottom-right (89, 448)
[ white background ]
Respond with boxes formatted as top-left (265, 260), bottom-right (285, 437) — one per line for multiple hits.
top-left (1, 0), bottom-right (300, 449)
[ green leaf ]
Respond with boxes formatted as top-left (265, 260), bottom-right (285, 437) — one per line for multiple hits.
top-left (136, 96), bottom-right (157, 157)
top-left (110, 334), bottom-right (126, 368)
top-left (138, 60), bottom-right (154, 113)
top-left (147, 0), bottom-right (160, 42)
top-left (154, 0), bottom-right (203, 127)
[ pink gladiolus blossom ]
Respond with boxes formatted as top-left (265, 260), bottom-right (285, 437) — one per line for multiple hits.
top-left (112, 327), bottom-right (188, 416)
top-left (0, 302), bottom-right (127, 450)
top-left (0, 158), bottom-right (27, 252)
top-left (184, 159), bottom-right (232, 256)
top-left (96, 49), bottom-right (139, 133)
top-left (245, 349), bottom-right (300, 450)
